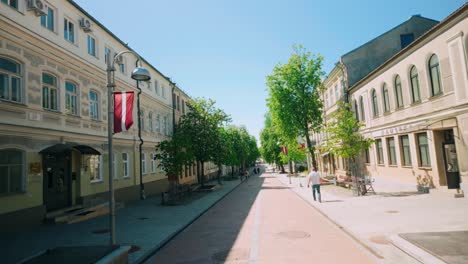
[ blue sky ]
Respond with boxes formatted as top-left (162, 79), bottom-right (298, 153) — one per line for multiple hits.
top-left (75, 0), bottom-right (465, 142)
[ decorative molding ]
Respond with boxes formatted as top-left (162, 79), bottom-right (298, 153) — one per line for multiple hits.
top-left (23, 51), bottom-right (44, 67)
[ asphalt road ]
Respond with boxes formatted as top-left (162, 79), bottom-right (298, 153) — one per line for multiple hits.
top-left (144, 170), bottom-right (376, 264)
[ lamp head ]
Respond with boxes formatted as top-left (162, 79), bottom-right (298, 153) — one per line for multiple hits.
top-left (131, 66), bottom-right (151, 81)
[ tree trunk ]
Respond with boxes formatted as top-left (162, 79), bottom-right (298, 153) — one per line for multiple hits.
top-left (201, 161), bottom-right (205, 186)
top-left (196, 161), bottom-right (201, 184)
top-left (280, 164), bottom-right (285, 173)
top-left (217, 165), bottom-right (222, 184)
top-left (231, 166), bottom-right (234, 178)
top-left (304, 129), bottom-right (317, 170)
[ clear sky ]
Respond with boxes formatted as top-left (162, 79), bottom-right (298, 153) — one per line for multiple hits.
top-left (75, 0), bottom-right (465, 142)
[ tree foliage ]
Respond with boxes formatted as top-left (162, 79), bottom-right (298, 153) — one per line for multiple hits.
top-left (323, 102), bottom-right (374, 165)
top-left (266, 45), bottom-right (324, 169)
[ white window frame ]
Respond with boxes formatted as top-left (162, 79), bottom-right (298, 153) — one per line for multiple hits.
top-left (149, 112), bottom-right (153, 132)
top-left (161, 85), bottom-right (166, 98)
top-left (150, 153), bottom-right (156, 173)
top-left (65, 81), bottom-right (79, 115)
top-left (155, 80), bottom-right (160, 95)
top-left (0, 148), bottom-right (26, 195)
top-left (122, 153), bottom-right (130, 178)
top-left (40, 5), bottom-right (55, 31)
top-left (141, 153), bottom-right (147, 175)
top-left (90, 155), bottom-right (103, 183)
top-left (42, 72), bottom-right (59, 111)
top-left (87, 35), bottom-right (97, 57)
top-left (0, 57), bottom-right (23, 103)
top-left (64, 17), bottom-right (76, 44)
top-left (104, 46), bottom-right (112, 65)
top-left (89, 90), bottom-right (99, 120)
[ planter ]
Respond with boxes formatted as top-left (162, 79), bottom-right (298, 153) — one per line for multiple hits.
top-left (417, 185), bottom-right (430, 193)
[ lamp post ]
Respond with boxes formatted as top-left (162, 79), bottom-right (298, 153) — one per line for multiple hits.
top-left (106, 50), bottom-right (150, 246)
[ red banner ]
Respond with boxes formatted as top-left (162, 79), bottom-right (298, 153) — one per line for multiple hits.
top-left (114, 91), bottom-right (134, 133)
top-left (281, 146), bottom-right (288, 155)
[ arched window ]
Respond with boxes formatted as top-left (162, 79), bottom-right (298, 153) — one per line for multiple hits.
top-left (0, 57), bottom-right (22, 103)
top-left (353, 99), bottom-right (359, 121)
top-left (42, 73), bottom-right (58, 110)
top-left (155, 113), bottom-right (160, 133)
top-left (410, 66), bottom-right (421, 103)
top-left (65, 81), bottom-right (79, 115)
top-left (359, 95), bottom-right (365, 121)
top-left (382, 83), bottom-right (390, 113)
top-left (0, 149), bottom-right (25, 195)
top-left (371, 89), bottom-right (379, 117)
top-left (89, 90), bottom-right (99, 120)
top-left (428, 54), bottom-right (442, 96)
top-left (394, 75), bottom-right (403, 108)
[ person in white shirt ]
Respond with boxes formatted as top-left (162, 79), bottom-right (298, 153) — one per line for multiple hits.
top-left (307, 167), bottom-right (321, 203)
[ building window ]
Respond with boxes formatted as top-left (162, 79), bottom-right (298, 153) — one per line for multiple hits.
top-left (428, 54), bottom-right (443, 96)
top-left (87, 35), bottom-right (96, 56)
top-left (155, 80), bottom-right (160, 95)
top-left (64, 18), bottom-right (75, 43)
top-left (42, 73), bottom-right (58, 111)
top-left (150, 153), bottom-right (156, 173)
top-left (40, 6), bottom-right (55, 31)
top-left (177, 95), bottom-right (180, 111)
top-left (359, 95), bottom-right (365, 121)
top-left (161, 85), bottom-right (166, 98)
top-left (149, 112), bottom-right (153, 132)
top-left (182, 100), bottom-right (186, 114)
top-left (400, 135), bottom-right (412, 166)
top-left (140, 110), bottom-right (145, 131)
top-left (162, 116), bottom-right (167, 135)
top-left (122, 153), bottom-right (129, 178)
top-left (382, 83), bottom-right (390, 113)
top-left (417, 133), bottom-right (431, 167)
top-left (172, 93), bottom-right (176, 108)
top-left (141, 153), bottom-right (147, 175)
top-left (371, 89), bottom-right (379, 117)
top-left (156, 114), bottom-right (160, 133)
top-left (65, 81), bottom-right (78, 115)
top-left (1, 0), bottom-right (17, 9)
top-left (394, 75), bottom-right (403, 108)
top-left (113, 155), bottom-right (118, 179)
top-left (104, 47), bottom-right (111, 64)
top-left (353, 99), bottom-right (359, 121)
top-left (387, 137), bottom-right (396, 165)
top-left (0, 149), bottom-right (25, 195)
top-left (376, 139), bottom-right (384, 165)
top-left (119, 63), bottom-right (125, 74)
top-left (335, 85), bottom-right (339, 100)
top-left (89, 155), bottom-right (102, 182)
top-left (364, 148), bottom-right (370, 163)
top-left (410, 66), bottom-right (421, 103)
top-left (89, 90), bottom-right (99, 120)
top-left (0, 57), bottom-right (22, 103)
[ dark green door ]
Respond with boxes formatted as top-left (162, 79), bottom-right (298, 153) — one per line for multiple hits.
top-left (43, 153), bottom-right (71, 211)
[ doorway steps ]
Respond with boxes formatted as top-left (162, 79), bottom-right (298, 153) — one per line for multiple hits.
top-left (46, 202), bottom-right (124, 224)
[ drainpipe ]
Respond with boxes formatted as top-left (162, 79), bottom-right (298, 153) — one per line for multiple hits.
top-left (136, 61), bottom-right (145, 200)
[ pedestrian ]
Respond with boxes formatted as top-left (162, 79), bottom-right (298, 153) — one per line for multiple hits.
top-left (245, 169), bottom-right (250, 181)
top-left (307, 167), bottom-right (321, 203)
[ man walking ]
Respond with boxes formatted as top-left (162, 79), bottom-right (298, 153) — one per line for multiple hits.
top-left (307, 167), bottom-right (321, 203)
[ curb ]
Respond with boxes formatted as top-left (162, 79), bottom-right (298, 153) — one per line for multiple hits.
top-left (136, 178), bottom-right (245, 263)
top-left (389, 235), bottom-right (446, 264)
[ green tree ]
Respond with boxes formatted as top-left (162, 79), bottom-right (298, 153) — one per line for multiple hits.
top-left (323, 102), bottom-right (374, 177)
top-left (266, 45), bottom-right (324, 170)
top-left (176, 98), bottom-right (230, 186)
top-left (260, 113), bottom-right (284, 172)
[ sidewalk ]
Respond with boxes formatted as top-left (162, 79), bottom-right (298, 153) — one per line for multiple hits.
top-left (276, 173), bottom-right (468, 263)
top-left (0, 178), bottom-right (242, 264)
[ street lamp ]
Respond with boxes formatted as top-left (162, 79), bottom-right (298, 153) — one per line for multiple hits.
top-left (106, 50), bottom-right (150, 246)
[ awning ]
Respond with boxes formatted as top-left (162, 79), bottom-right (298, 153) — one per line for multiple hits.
top-left (39, 143), bottom-right (101, 155)
top-left (321, 151), bottom-right (330, 157)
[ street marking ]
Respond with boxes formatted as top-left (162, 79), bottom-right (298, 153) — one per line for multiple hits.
top-left (249, 189), bottom-right (261, 264)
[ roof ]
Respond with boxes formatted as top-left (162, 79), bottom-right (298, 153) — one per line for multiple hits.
top-left (349, 3), bottom-right (468, 91)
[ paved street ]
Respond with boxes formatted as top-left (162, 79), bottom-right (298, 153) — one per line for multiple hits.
top-left (145, 171), bottom-right (375, 264)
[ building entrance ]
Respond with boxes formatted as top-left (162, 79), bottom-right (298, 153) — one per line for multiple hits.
top-left (442, 130), bottom-right (460, 189)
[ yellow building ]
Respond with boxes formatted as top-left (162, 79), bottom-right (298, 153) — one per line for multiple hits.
top-left (0, 0), bottom-right (192, 231)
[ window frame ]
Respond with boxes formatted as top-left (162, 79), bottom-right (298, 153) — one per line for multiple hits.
top-left (141, 153), bottom-right (147, 175)
top-left (394, 75), bottom-right (403, 109)
top-left (376, 139), bottom-right (384, 165)
top-left (87, 35), bottom-right (97, 57)
top-left (65, 81), bottom-right (79, 115)
top-left (0, 57), bottom-right (23, 103)
top-left (371, 89), bottom-right (379, 118)
top-left (428, 54), bottom-right (443, 97)
top-left (359, 95), bottom-right (365, 121)
top-left (149, 112), bottom-right (153, 132)
top-left (382, 83), bottom-right (390, 113)
top-left (42, 72), bottom-right (59, 111)
top-left (400, 135), bottom-right (412, 166)
top-left (63, 17), bottom-right (76, 44)
top-left (40, 5), bottom-right (55, 32)
top-left (410, 66), bottom-right (421, 103)
top-left (387, 137), bottom-right (397, 165)
top-left (122, 153), bottom-right (130, 178)
top-left (89, 89), bottom-right (99, 120)
top-left (89, 155), bottom-right (103, 183)
top-left (0, 148), bottom-right (26, 195)
top-left (150, 153), bottom-right (156, 173)
top-left (417, 132), bottom-right (431, 167)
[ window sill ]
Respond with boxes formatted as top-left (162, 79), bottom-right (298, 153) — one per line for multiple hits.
top-left (394, 106), bottom-right (404, 112)
top-left (91, 179), bottom-right (103, 184)
top-left (44, 108), bottom-right (61, 113)
top-left (377, 164), bottom-right (385, 167)
top-left (402, 165), bottom-right (413, 168)
top-left (388, 165), bottom-right (398, 167)
top-left (429, 93), bottom-right (444, 100)
top-left (66, 113), bottom-right (81, 118)
top-left (418, 167), bottom-right (432, 170)
top-left (383, 111), bottom-right (391, 116)
top-left (123, 176), bottom-right (130, 179)
top-left (0, 99), bottom-right (26, 106)
top-left (410, 101), bottom-right (422, 106)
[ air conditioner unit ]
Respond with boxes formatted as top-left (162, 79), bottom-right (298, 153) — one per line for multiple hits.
top-left (114, 53), bottom-right (124, 65)
top-left (27, 0), bottom-right (47, 17)
top-left (79, 18), bottom-right (92, 32)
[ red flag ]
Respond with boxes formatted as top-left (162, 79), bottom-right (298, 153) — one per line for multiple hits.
top-left (281, 146), bottom-right (288, 155)
top-left (114, 91), bottom-right (134, 133)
